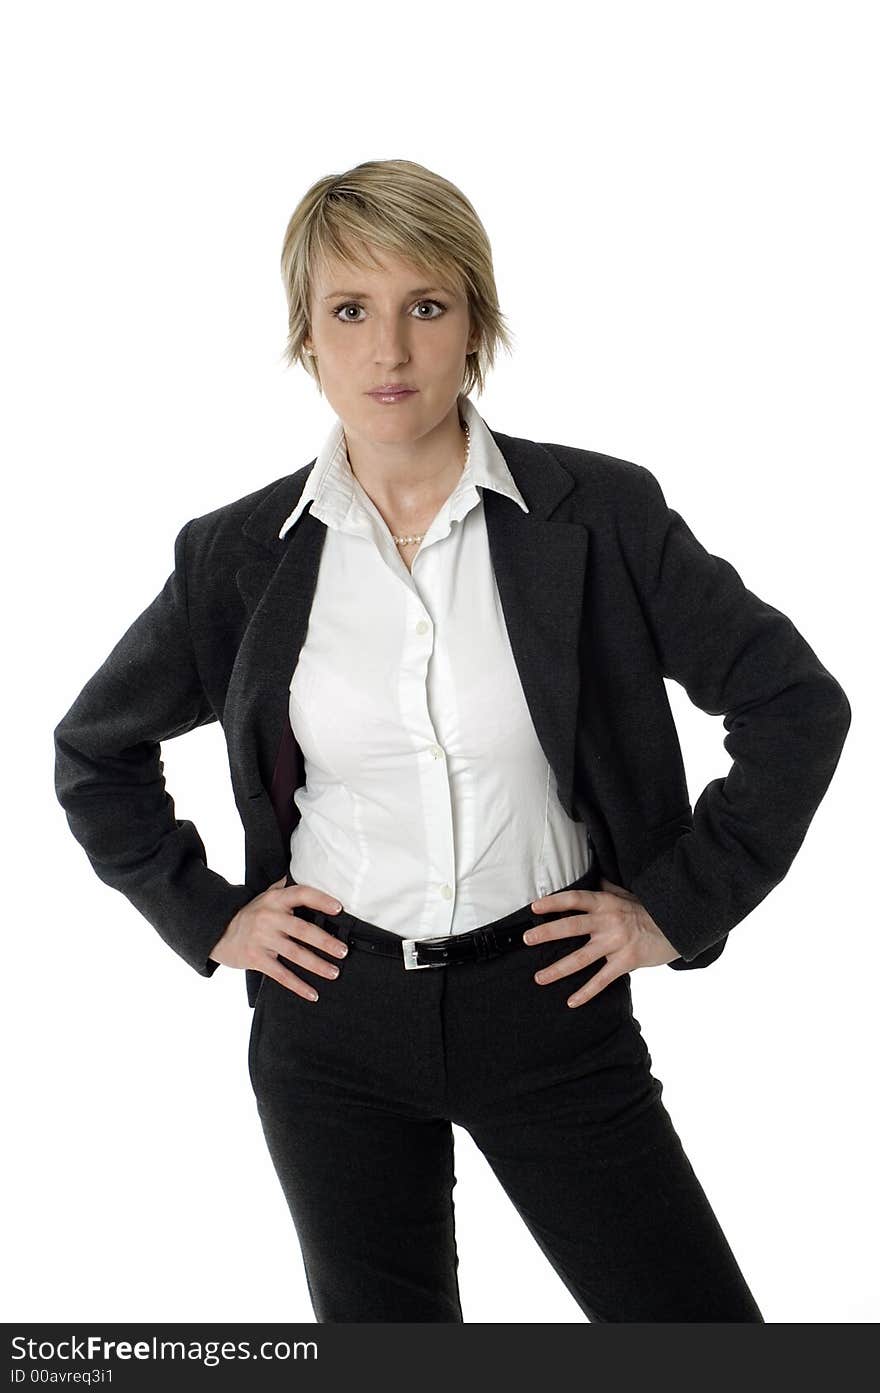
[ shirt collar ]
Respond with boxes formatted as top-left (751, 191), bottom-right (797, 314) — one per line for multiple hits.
top-left (277, 392), bottom-right (529, 541)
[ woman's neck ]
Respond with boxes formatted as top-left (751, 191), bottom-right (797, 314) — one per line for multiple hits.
top-left (342, 411), bottom-right (469, 521)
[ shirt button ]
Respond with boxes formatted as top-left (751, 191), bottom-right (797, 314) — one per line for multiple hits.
top-left (430, 744), bottom-right (443, 759)
top-left (440, 884), bottom-right (453, 900)
top-left (416, 619), bottom-right (429, 634)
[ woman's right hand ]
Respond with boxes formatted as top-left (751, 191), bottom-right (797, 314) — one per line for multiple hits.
top-left (208, 877), bottom-right (348, 1001)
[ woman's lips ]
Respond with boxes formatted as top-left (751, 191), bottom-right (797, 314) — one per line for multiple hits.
top-left (366, 388), bottom-right (418, 403)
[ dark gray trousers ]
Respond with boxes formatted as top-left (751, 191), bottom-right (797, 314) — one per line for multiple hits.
top-left (248, 864), bottom-right (764, 1323)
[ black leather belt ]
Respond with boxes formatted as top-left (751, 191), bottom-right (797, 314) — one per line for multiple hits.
top-left (285, 857), bottom-right (601, 970)
top-left (395, 919), bottom-right (551, 970)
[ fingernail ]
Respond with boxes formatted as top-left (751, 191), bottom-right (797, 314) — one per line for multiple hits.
top-left (331, 900), bottom-right (342, 912)
top-left (523, 930), bottom-right (536, 944)
top-left (334, 943), bottom-right (348, 957)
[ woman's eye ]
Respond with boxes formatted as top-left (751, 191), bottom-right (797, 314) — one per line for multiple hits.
top-left (331, 299), bottom-right (446, 323)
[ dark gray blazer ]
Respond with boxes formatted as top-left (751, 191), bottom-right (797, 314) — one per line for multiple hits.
top-left (53, 429), bottom-right (852, 1008)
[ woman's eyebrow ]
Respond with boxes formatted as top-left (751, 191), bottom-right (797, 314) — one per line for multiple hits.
top-left (321, 286), bottom-right (454, 300)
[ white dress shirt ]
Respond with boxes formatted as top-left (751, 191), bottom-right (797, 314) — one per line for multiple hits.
top-left (276, 392), bottom-right (591, 939)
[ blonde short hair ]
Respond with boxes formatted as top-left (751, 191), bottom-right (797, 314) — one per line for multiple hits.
top-left (280, 159), bottom-right (514, 397)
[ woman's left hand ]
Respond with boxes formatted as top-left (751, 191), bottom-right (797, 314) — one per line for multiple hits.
top-left (524, 876), bottom-right (682, 1008)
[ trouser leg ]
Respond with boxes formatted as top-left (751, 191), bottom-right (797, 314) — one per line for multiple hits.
top-left (464, 1093), bottom-right (764, 1322)
top-left (249, 960), bottom-right (463, 1323)
top-left (445, 939), bottom-right (765, 1322)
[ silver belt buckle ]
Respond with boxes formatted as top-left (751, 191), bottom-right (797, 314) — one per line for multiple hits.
top-left (401, 937), bottom-right (448, 970)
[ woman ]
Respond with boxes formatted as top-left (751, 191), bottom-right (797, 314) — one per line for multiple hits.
top-left (54, 159), bottom-right (851, 1323)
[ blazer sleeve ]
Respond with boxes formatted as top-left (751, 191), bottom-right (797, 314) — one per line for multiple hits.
top-left (626, 466), bottom-right (852, 964)
top-left (53, 518), bottom-right (255, 978)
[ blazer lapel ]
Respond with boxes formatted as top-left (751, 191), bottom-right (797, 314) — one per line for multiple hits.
top-left (482, 434), bottom-right (589, 821)
top-left (225, 470), bottom-right (325, 881)
top-left (225, 431), bottom-right (589, 882)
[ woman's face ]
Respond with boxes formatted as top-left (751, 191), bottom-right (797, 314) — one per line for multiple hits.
top-left (304, 245), bottom-right (478, 445)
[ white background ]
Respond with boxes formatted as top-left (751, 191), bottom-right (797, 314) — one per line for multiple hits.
top-left (3, 0), bottom-right (876, 1325)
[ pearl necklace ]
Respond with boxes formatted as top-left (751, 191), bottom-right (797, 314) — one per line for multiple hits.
top-left (390, 420), bottom-right (470, 546)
